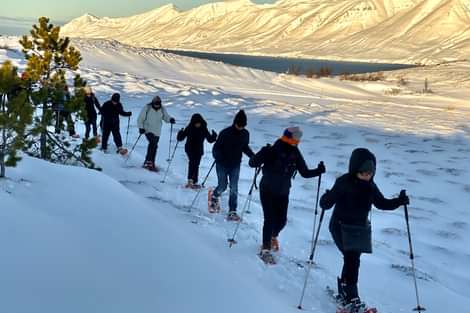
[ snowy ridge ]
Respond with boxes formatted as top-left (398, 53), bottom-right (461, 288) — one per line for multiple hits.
top-left (62, 0), bottom-right (470, 64)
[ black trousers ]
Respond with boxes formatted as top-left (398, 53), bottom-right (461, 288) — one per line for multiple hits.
top-left (145, 133), bottom-right (159, 163)
top-left (260, 188), bottom-right (289, 249)
top-left (340, 250), bottom-right (361, 300)
top-left (101, 124), bottom-right (122, 150)
top-left (187, 154), bottom-right (202, 183)
top-left (85, 117), bottom-right (98, 139)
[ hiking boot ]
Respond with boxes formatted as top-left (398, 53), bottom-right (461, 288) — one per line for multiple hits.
top-left (259, 249), bottom-right (276, 265)
top-left (116, 147), bottom-right (128, 155)
top-left (185, 179), bottom-right (194, 188)
top-left (143, 161), bottom-right (159, 172)
top-left (227, 211), bottom-right (241, 222)
top-left (271, 237), bottom-right (280, 252)
top-left (209, 192), bottom-right (221, 213)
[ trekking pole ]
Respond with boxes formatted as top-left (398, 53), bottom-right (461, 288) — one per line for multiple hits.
top-left (125, 116), bottom-right (130, 146)
top-left (297, 207), bottom-right (326, 310)
top-left (124, 133), bottom-right (142, 164)
top-left (403, 193), bottom-right (426, 313)
top-left (187, 160), bottom-right (216, 212)
top-left (228, 167), bottom-right (261, 247)
top-left (167, 123), bottom-right (173, 162)
top-left (309, 162), bottom-right (323, 256)
top-left (160, 141), bottom-right (179, 183)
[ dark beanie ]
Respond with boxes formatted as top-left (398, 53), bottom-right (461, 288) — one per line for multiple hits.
top-left (111, 93), bottom-right (120, 102)
top-left (233, 110), bottom-right (247, 127)
top-left (349, 148), bottom-right (376, 175)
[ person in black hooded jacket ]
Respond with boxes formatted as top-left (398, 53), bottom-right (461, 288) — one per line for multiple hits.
top-left (83, 86), bottom-right (101, 140)
top-left (100, 93), bottom-right (132, 154)
top-left (249, 126), bottom-right (325, 264)
top-left (177, 113), bottom-right (217, 188)
top-left (320, 148), bottom-right (409, 306)
top-left (211, 109), bottom-right (254, 221)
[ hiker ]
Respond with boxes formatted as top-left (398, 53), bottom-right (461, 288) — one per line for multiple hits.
top-left (177, 113), bottom-right (217, 188)
top-left (249, 126), bottom-right (325, 264)
top-left (100, 92), bottom-right (132, 154)
top-left (83, 86), bottom-right (101, 141)
top-left (210, 109), bottom-right (254, 221)
top-left (53, 84), bottom-right (79, 138)
top-left (137, 95), bottom-right (175, 171)
top-left (320, 148), bottom-right (409, 308)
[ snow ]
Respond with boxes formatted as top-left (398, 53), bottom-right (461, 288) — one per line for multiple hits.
top-left (60, 0), bottom-right (470, 65)
top-left (1, 36), bottom-right (470, 312)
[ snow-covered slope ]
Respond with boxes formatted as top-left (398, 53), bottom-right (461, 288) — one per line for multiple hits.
top-left (61, 0), bottom-right (470, 64)
top-left (1, 37), bottom-right (470, 312)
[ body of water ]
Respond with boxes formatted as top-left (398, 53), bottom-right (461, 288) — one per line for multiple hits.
top-left (162, 49), bottom-right (414, 75)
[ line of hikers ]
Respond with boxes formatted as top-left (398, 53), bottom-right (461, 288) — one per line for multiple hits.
top-left (75, 90), bottom-right (410, 309)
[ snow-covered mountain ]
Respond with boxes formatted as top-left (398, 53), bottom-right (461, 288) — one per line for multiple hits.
top-left (61, 0), bottom-right (470, 64)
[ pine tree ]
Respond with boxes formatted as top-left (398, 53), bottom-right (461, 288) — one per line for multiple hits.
top-left (0, 60), bottom-right (34, 178)
top-left (19, 17), bottom-right (97, 169)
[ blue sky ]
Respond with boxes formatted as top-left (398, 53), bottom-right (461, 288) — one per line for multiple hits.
top-left (0, 0), bottom-right (276, 20)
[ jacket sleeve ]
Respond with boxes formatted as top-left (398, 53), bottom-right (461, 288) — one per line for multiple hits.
top-left (296, 152), bottom-right (321, 178)
top-left (137, 106), bottom-right (147, 129)
top-left (161, 106), bottom-right (172, 123)
top-left (320, 179), bottom-right (342, 210)
top-left (212, 130), bottom-right (225, 162)
top-left (93, 95), bottom-right (101, 112)
top-left (248, 145), bottom-right (269, 168)
top-left (177, 127), bottom-right (188, 141)
top-left (242, 132), bottom-right (255, 158)
top-left (118, 103), bottom-right (132, 117)
top-left (372, 183), bottom-right (401, 211)
top-left (205, 128), bottom-right (217, 143)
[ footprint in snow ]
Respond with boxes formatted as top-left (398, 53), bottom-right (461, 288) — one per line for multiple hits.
top-left (390, 264), bottom-right (434, 282)
top-left (416, 169), bottom-right (438, 177)
top-left (381, 227), bottom-right (407, 237)
top-left (435, 230), bottom-right (460, 240)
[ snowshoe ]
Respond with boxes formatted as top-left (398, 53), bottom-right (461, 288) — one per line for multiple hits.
top-left (226, 211), bottom-right (241, 222)
top-left (337, 298), bottom-right (377, 313)
top-left (208, 188), bottom-right (220, 213)
top-left (95, 136), bottom-right (101, 144)
top-left (71, 133), bottom-right (80, 139)
top-left (271, 237), bottom-right (280, 252)
top-left (143, 161), bottom-right (159, 172)
top-left (259, 249), bottom-right (276, 265)
top-left (117, 147), bottom-right (128, 155)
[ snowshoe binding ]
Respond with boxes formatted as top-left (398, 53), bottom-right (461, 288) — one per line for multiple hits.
top-left (226, 211), bottom-right (241, 222)
top-left (259, 249), bottom-right (276, 265)
top-left (208, 188), bottom-right (220, 213)
top-left (117, 147), bottom-right (128, 156)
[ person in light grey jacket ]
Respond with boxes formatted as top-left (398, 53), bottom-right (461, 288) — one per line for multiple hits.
top-left (137, 95), bottom-right (175, 171)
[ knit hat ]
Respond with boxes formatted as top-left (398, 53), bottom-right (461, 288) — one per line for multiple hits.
top-left (233, 110), bottom-right (247, 127)
top-left (111, 93), bottom-right (120, 102)
top-left (281, 126), bottom-right (302, 145)
top-left (151, 95), bottom-right (161, 106)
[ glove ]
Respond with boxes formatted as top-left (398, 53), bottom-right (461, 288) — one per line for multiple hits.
top-left (211, 130), bottom-right (217, 137)
top-left (317, 161), bottom-right (326, 174)
top-left (127, 112), bottom-right (132, 117)
top-left (139, 128), bottom-right (146, 135)
top-left (398, 189), bottom-right (410, 205)
top-left (170, 118), bottom-right (176, 124)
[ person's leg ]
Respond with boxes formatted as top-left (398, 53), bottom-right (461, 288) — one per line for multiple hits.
top-left (260, 188), bottom-right (274, 250)
top-left (101, 126), bottom-right (111, 150)
top-left (212, 164), bottom-right (228, 198)
top-left (192, 154), bottom-right (202, 184)
top-left (65, 113), bottom-right (76, 136)
top-left (111, 125), bottom-right (123, 149)
top-left (188, 155), bottom-right (198, 182)
top-left (144, 133), bottom-right (159, 163)
top-left (92, 119), bottom-right (98, 137)
top-left (272, 194), bottom-right (289, 237)
top-left (341, 250), bottom-right (361, 302)
top-left (227, 165), bottom-right (240, 212)
top-left (85, 121), bottom-right (91, 139)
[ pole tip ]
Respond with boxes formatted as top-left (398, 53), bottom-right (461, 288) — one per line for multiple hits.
top-left (297, 305), bottom-right (302, 310)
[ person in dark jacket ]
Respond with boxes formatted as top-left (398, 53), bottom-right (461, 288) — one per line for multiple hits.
top-left (249, 126), bottom-right (325, 264)
top-left (177, 113), bottom-right (217, 188)
top-left (53, 85), bottom-right (78, 138)
top-left (211, 109), bottom-right (254, 221)
top-left (320, 148), bottom-right (409, 306)
top-left (83, 86), bottom-right (101, 140)
top-left (100, 93), bottom-right (132, 154)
